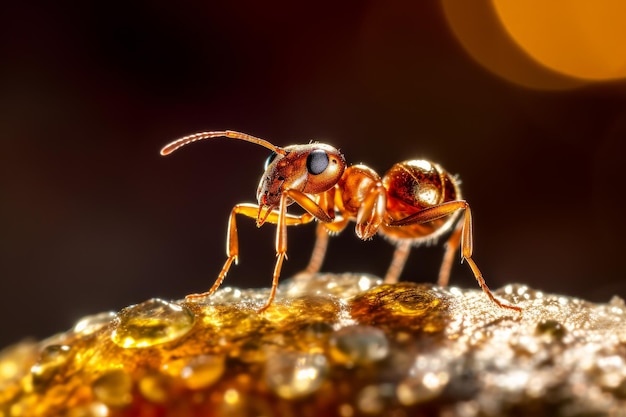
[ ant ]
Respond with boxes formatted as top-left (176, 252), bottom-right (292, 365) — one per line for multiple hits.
top-left (160, 130), bottom-right (521, 313)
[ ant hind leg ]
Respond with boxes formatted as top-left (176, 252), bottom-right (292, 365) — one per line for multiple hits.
top-left (384, 240), bottom-right (411, 284)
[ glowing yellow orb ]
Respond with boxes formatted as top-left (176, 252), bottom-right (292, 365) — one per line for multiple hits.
top-left (442, 0), bottom-right (626, 89)
top-left (492, 0), bottom-right (626, 81)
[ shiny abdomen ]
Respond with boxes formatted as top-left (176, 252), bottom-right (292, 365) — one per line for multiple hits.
top-left (380, 160), bottom-right (461, 241)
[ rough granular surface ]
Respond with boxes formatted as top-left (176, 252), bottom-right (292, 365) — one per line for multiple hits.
top-left (1, 273), bottom-right (625, 417)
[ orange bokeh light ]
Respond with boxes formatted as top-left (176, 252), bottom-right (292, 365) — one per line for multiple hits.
top-left (441, 0), bottom-right (626, 89)
top-left (493, 0), bottom-right (626, 81)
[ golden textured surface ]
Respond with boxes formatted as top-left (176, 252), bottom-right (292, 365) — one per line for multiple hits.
top-left (1, 273), bottom-right (626, 417)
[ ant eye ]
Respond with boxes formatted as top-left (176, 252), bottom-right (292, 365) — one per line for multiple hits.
top-left (264, 152), bottom-right (277, 170)
top-left (306, 149), bottom-right (329, 175)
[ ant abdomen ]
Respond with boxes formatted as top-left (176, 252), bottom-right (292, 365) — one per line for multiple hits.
top-left (381, 160), bottom-right (461, 241)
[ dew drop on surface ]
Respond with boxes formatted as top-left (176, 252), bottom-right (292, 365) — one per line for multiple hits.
top-left (535, 319), bottom-right (567, 341)
top-left (92, 369), bottom-right (133, 408)
top-left (330, 325), bottom-right (389, 366)
top-left (111, 299), bottom-right (195, 348)
top-left (138, 372), bottom-right (172, 404)
top-left (264, 352), bottom-right (329, 399)
top-left (284, 273), bottom-right (382, 299)
top-left (30, 345), bottom-right (72, 388)
top-left (73, 312), bottom-right (117, 337)
top-left (208, 286), bottom-right (244, 304)
top-left (179, 354), bottom-right (226, 390)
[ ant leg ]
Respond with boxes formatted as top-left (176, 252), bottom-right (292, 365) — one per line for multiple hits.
top-left (258, 193), bottom-right (290, 312)
top-left (438, 221), bottom-right (463, 287)
top-left (299, 188), bottom-right (335, 275)
top-left (355, 183), bottom-right (387, 240)
top-left (302, 223), bottom-right (330, 274)
top-left (384, 239), bottom-right (412, 284)
top-left (262, 188), bottom-right (340, 277)
top-left (186, 203), bottom-right (315, 302)
top-left (389, 200), bottom-right (521, 313)
top-left (259, 189), bottom-right (357, 308)
top-left (261, 189), bottom-right (338, 227)
top-left (300, 216), bottom-right (350, 275)
top-left (457, 206), bottom-right (520, 312)
top-left (259, 189), bottom-right (349, 308)
top-left (186, 204), bottom-right (257, 301)
top-left (282, 189), bottom-right (334, 223)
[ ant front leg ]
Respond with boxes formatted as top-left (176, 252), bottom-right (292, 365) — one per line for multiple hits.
top-left (259, 189), bottom-right (338, 312)
top-left (300, 216), bottom-right (350, 275)
top-left (389, 200), bottom-right (521, 313)
top-left (185, 202), bottom-right (316, 304)
top-left (185, 203), bottom-right (260, 302)
top-left (262, 193), bottom-right (289, 313)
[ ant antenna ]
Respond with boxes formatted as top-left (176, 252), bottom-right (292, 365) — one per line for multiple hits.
top-left (160, 130), bottom-right (287, 156)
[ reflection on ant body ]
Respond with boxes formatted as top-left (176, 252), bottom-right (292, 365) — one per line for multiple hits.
top-left (161, 130), bottom-right (521, 313)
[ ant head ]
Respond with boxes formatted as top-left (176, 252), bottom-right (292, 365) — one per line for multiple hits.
top-left (257, 143), bottom-right (346, 207)
top-left (160, 130), bottom-right (346, 208)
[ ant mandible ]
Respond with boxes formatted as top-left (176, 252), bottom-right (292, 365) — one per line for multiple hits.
top-left (161, 130), bottom-right (521, 313)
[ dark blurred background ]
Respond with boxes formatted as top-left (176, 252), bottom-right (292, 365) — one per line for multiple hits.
top-left (2, 1), bottom-right (625, 348)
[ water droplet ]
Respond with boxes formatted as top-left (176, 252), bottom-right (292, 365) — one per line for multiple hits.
top-left (283, 273), bottom-right (382, 299)
top-left (265, 352), bottom-right (329, 399)
top-left (503, 284), bottom-right (542, 301)
top-left (179, 354), bottom-right (226, 390)
top-left (73, 312), bottom-right (116, 337)
top-left (207, 286), bottom-right (244, 304)
top-left (138, 372), bottom-right (172, 404)
top-left (111, 299), bottom-right (195, 348)
top-left (92, 369), bottom-right (133, 408)
top-left (330, 325), bottom-right (389, 366)
top-left (350, 283), bottom-right (449, 332)
top-left (535, 319), bottom-right (566, 341)
top-left (30, 345), bottom-right (72, 388)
